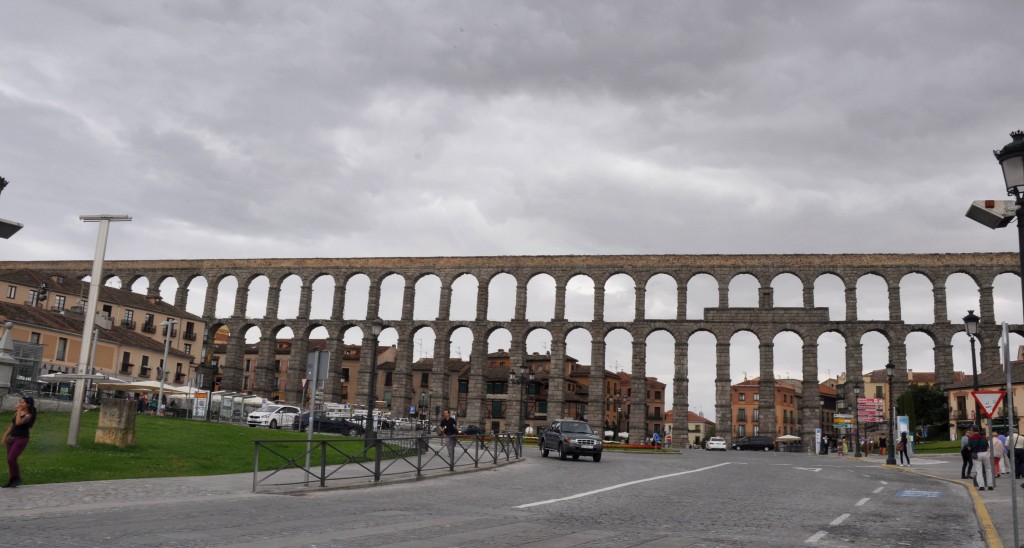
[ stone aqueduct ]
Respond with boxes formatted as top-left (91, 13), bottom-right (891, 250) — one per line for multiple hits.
top-left (3, 253), bottom-right (1023, 446)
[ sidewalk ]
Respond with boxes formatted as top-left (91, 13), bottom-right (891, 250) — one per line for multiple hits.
top-left (853, 451), bottom-right (1022, 548)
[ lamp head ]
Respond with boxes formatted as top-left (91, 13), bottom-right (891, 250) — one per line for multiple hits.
top-left (885, 362), bottom-right (895, 378)
top-left (995, 130), bottom-right (1024, 195)
top-left (963, 310), bottom-right (980, 336)
top-left (370, 322), bottom-right (383, 336)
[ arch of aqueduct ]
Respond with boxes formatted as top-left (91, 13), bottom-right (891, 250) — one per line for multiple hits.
top-left (3, 252), bottom-right (1022, 447)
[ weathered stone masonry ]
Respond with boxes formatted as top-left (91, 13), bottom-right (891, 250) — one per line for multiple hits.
top-left (3, 253), bottom-right (1021, 448)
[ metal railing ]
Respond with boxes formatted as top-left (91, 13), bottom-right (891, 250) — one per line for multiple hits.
top-left (252, 431), bottom-right (524, 492)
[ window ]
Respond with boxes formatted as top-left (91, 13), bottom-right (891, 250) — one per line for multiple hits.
top-left (753, 409), bottom-right (760, 421)
top-left (875, 386), bottom-right (884, 398)
top-left (28, 289), bottom-right (37, 306)
top-left (244, 359), bottom-right (251, 372)
top-left (459, 379), bottom-right (469, 393)
top-left (55, 337), bottom-right (68, 361)
top-left (341, 367), bottom-right (350, 382)
top-left (491, 400), bottom-right (503, 418)
top-left (738, 425), bottom-right (746, 437)
top-left (384, 372), bottom-right (393, 387)
top-left (102, 304), bottom-right (112, 316)
top-left (420, 373), bottom-right (429, 388)
top-left (753, 425), bottom-right (760, 435)
top-left (6, 285), bottom-right (14, 298)
top-left (29, 332), bottom-right (40, 344)
top-left (54, 295), bottom-right (66, 311)
top-left (739, 393), bottom-right (746, 401)
top-left (957, 395), bottom-right (967, 412)
top-left (183, 343), bottom-right (191, 355)
top-left (737, 409), bottom-right (746, 421)
top-left (754, 393), bottom-right (760, 401)
top-left (124, 310), bottom-right (134, 322)
top-left (655, 391), bottom-right (661, 400)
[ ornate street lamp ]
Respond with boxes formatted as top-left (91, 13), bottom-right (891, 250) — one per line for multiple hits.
top-left (963, 310), bottom-right (982, 431)
top-left (885, 362), bottom-right (897, 466)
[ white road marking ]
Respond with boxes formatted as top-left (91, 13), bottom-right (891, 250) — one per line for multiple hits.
top-left (795, 467), bottom-right (822, 472)
top-left (856, 497), bottom-right (870, 506)
top-left (880, 481), bottom-right (888, 485)
top-left (805, 531), bottom-right (827, 543)
top-left (873, 486), bottom-right (884, 494)
top-left (830, 513), bottom-right (850, 526)
top-left (513, 463), bottom-right (732, 509)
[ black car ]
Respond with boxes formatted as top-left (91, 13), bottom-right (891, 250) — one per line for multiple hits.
top-left (731, 436), bottom-right (775, 451)
top-left (460, 425), bottom-right (482, 435)
top-left (540, 419), bottom-right (603, 462)
top-left (292, 412), bottom-right (365, 436)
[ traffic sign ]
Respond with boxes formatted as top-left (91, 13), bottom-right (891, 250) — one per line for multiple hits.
top-left (973, 391), bottom-right (1005, 418)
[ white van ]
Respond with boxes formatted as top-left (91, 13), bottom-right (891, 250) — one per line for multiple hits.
top-left (247, 405), bottom-right (301, 429)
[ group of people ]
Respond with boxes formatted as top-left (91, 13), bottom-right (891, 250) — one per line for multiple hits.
top-left (959, 426), bottom-right (1024, 490)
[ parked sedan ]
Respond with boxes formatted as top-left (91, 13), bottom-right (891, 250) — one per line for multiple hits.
top-left (292, 412), bottom-right (365, 436)
top-left (247, 405), bottom-right (301, 429)
top-left (460, 425), bottom-right (482, 435)
top-left (705, 436), bottom-right (727, 451)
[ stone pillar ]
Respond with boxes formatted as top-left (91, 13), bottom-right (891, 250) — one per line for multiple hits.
top-left (802, 283), bottom-right (814, 309)
top-left (400, 283), bottom-right (414, 321)
top-left (891, 340), bottom-right (909, 404)
top-left (635, 282), bottom-right (646, 321)
top-left (285, 338), bottom-right (309, 405)
top-left (94, 399), bottom-right (136, 448)
top-left (801, 343), bottom-right (820, 446)
top-left (933, 282), bottom-right (947, 324)
top-left (758, 341), bottom-right (776, 436)
top-left (513, 283), bottom-right (527, 321)
top-left (507, 341), bottom-right (527, 430)
top-left (221, 330), bottom-right (245, 392)
top-left (677, 277), bottom-right (687, 320)
top-left (547, 338), bottom-right (566, 421)
top-left (888, 283), bottom-right (901, 323)
top-left (629, 339), bottom-right (648, 443)
top-left (466, 335), bottom-right (487, 427)
top-left (173, 279), bottom-right (188, 309)
top-left (718, 281), bottom-right (728, 308)
top-left (203, 282), bottom-right (219, 319)
top-left (232, 283), bottom-right (247, 318)
top-left (980, 283), bottom-right (995, 327)
top-left (254, 335), bottom-right (277, 395)
top-left (715, 341), bottom-right (732, 445)
top-left (934, 342), bottom-right (955, 390)
top-left (759, 285), bottom-right (773, 309)
top-left (476, 280), bottom-right (489, 321)
top-left (845, 286), bottom-right (857, 322)
top-left (265, 283), bottom-right (281, 319)
top-left (331, 280), bottom-right (346, 321)
top-left (430, 335), bottom-right (450, 420)
top-left (391, 333), bottom-right (413, 417)
top-left (554, 281), bottom-right (567, 321)
top-left (297, 282), bottom-right (313, 320)
top-left (594, 279), bottom-right (605, 323)
top-left (356, 334), bottom-right (376, 411)
top-left (587, 338), bottom-right (607, 432)
top-left (324, 336), bottom-right (346, 403)
top-left (672, 340), bottom-right (689, 448)
top-left (846, 341), bottom-right (864, 395)
top-left (367, 277), bottom-right (381, 320)
top-left (438, 285), bottom-right (452, 321)
top-left (980, 327), bottom-right (1002, 374)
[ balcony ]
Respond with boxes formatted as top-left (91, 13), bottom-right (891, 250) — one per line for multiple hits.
top-left (141, 323), bottom-right (156, 334)
top-left (174, 373), bottom-right (185, 384)
top-left (161, 326), bottom-right (178, 338)
top-left (119, 363), bottom-right (134, 374)
top-left (183, 331), bottom-right (197, 341)
top-left (139, 367), bottom-right (151, 377)
top-left (121, 320), bottom-right (136, 330)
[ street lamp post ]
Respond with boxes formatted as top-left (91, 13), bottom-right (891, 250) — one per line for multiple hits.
top-left (885, 362), bottom-right (897, 465)
top-left (155, 319), bottom-right (177, 416)
top-left (67, 214), bottom-right (131, 446)
top-left (364, 322), bottom-right (383, 446)
top-left (853, 385), bottom-right (862, 457)
top-left (509, 361), bottom-right (534, 432)
top-left (963, 310), bottom-right (982, 431)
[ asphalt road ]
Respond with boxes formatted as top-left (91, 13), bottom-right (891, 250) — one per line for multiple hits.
top-left (0, 449), bottom-right (983, 547)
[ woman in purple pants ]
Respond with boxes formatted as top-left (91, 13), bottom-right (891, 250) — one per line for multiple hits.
top-left (2, 396), bottom-right (36, 488)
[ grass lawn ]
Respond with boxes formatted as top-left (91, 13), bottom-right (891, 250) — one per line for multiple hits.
top-left (909, 440), bottom-right (961, 455)
top-left (2, 411), bottom-right (371, 485)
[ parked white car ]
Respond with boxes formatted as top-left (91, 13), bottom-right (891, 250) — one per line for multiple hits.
top-left (705, 436), bottom-right (727, 451)
top-left (247, 405), bottom-right (301, 429)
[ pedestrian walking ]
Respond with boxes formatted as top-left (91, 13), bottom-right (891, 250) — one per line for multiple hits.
top-left (2, 396), bottom-right (36, 488)
top-left (969, 428), bottom-right (993, 490)
top-left (439, 409), bottom-right (458, 462)
top-left (992, 432), bottom-right (1005, 477)
top-left (962, 428), bottom-right (975, 479)
top-left (1013, 431), bottom-right (1024, 479)
top-left (897, 432), bottom-right (910, 466)
top-left (879, 434), bottom-right (887, 456)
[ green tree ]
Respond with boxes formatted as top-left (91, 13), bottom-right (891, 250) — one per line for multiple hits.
top-left (899, 383), bottom-right (948, 438)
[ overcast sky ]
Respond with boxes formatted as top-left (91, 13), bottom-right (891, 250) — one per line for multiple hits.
top-left (3, 2), bottom-right (1024, 418)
